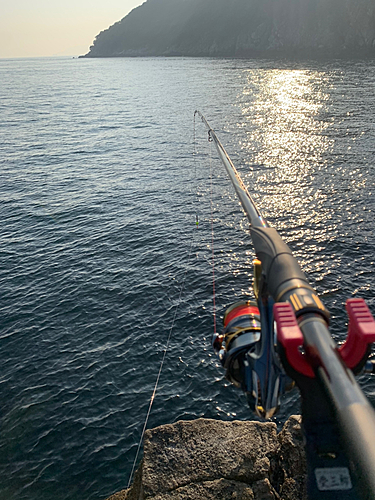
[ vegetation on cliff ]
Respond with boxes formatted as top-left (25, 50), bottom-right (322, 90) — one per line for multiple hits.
top-left (83, 0), bottom-right (375, 58)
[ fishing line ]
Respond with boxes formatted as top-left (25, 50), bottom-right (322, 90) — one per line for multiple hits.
top-left (127, 223), bottom-right (197, 489)
top-left (193, 111), bottom-right (200, 229)
top-left (194, 111), bottom-right (217, 334)
top-left (128, 114), bottom-right (216, 488)
top-left (209, 132), bottom-right (217, 335)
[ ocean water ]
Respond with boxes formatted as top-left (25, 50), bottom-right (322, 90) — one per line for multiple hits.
top-left (0, 56), bottom-right (375, 500)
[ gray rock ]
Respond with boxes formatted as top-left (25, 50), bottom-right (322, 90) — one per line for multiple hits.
top-left (105, 491), bottom-right (129, 500)
top-left (108, 416), bottom-right (307, 500)
top-left (278, 416), bottom-right (307, 500)
top-left (142, 419), bottom-right (279, 496)
top-left (152, 479), bottom-right (255, 499)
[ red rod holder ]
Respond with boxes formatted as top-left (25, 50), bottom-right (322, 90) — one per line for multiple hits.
top-left (274, 302), bottom-right (315, 378)
top-left (274, 298), bottom-right (375, 377)
top-left (339, 298), bottom-right (375, 370)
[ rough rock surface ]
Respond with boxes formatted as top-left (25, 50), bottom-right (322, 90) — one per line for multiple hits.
top-left (106, 415), bottom-right (307, 500)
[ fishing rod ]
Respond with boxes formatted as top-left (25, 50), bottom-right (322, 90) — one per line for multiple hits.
top-left (195, 111), bottom-right (375, 500)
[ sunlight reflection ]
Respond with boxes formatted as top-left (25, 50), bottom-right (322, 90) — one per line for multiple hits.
top-left (230, 68), bottom-right (340, 288)
top-left (216, 66), bottom-right (371, 302)
top-left (239, 69), bottom-right (333, 225)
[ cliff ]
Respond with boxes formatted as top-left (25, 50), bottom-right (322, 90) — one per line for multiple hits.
top-left (83, 0), bottom-right (375, 59)
top-left (106, 415), bottom-right (307, 500)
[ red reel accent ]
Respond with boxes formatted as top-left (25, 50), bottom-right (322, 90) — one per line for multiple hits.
top-left (339, 298), bottom-right (375, 369)
top-left (273, 303), bottom-right (315, 378)
top-left (224, 304), bottom-right (260, 327)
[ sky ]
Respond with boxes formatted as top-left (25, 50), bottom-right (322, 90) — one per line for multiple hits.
top-left (0, 0), bottom-right (145, 58)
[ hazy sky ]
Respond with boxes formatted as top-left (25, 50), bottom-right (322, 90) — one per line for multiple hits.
top-left (0, 0), bottom-right (145, 58)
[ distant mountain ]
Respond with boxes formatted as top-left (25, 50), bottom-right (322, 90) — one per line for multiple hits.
top-left (82, 0), bottom-right (375, 58)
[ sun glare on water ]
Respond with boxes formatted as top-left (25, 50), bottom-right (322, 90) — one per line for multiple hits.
top-left (238, 68), bottom-right (335, 227)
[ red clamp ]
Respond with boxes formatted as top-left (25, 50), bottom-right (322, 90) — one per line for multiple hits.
top-left (274, 302), bottom-right (315, 378)
top-left (274, 299), bottom-right (375, 377)
top-left (338, 298), bottom-right (375, 370)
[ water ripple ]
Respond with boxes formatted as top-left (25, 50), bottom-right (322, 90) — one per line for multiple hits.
top-left (0, 56), bottom-right (375, 500)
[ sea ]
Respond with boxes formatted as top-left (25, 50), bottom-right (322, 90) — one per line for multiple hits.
top-left (1, 55), bottom-right (375, 500)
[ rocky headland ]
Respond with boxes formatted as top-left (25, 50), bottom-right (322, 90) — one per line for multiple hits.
top-left (106, 415), bottom-right (307, 500)
top-left (83, 0), bottom-right (375, 59)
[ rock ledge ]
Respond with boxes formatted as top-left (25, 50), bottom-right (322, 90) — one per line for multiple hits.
top-left (107, 415), bottom-right (307, 500)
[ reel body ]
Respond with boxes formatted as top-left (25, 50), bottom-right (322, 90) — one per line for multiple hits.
top-left (213, 298), bottom-right (290, 419)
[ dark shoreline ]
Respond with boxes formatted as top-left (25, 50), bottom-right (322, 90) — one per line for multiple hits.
top-left (79, 49), bottom-right (375, 62)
